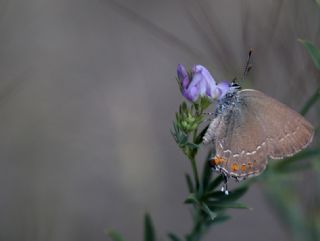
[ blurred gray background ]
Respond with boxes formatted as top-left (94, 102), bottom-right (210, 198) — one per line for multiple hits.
top-left (0, 0), bottom-right (319, 240)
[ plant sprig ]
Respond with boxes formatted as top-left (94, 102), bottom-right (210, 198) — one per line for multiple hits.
top-left (108, 41), bottom-right (320, 241)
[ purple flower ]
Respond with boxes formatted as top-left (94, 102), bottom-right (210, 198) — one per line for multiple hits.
top-left (177, 64), bottom-right (189, 90)
top-left (176, 64), bottom-right (230, 102)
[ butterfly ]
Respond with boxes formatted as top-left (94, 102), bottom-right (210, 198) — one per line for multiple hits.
top-left (202, 51), bottom-right (314, 193)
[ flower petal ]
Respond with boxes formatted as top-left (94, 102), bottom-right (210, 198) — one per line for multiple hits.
top-left (183, 86), bottom-right (199, 102)
top-left (177, 64), bottom-right (189, 88)
top-left (192, 65), bottom-right (216, 85)
top-left (217, 81), bottom-right (230, 99)
top-left (186, 72), bottom-right (202, 92)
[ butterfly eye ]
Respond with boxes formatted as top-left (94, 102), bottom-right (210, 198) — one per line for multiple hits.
top-left (230, 82), bottom-right (241, 90)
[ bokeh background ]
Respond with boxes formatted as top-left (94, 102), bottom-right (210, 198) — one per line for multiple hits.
top-left (0, 0), bottom-right (319, 240)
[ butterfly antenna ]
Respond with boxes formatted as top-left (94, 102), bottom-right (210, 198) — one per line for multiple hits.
top-left (242, 48), bottom-right (253, 81)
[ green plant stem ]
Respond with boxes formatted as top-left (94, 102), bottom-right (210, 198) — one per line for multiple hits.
top-left (190, 157), bottom-right (200, 190)
top-left (186, 211), bottom-right (206, 241)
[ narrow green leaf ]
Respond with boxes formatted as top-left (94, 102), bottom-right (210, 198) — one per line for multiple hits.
top-left (203, 190), bottom-right (225, 200)
top-left (207, 175), bottom-right (224, 191)
top-left (300, 87), bottom-right (320, 116)
top-left (185, 174), bottom-right (194, 193)
top-left (204, 180), bottom-right (251, 202)
top-left (219, 184), bottom-right (249, 202)
top-left (179, 133), bottom-right (188, 145)
top-left (208, 201), bottom-right (250, 209)
top-left (201, 159), bottom-right (212, 192)
top-left (107, 230), bottom-right (126, 241)
top-left (299, 39), bottom-right (320, 70)
top-left (185, 142), bottom-right (199, 149)
top-left (201, 203), bottom-right (217, 220)
top-left (144, 213), bottom-right (156, 241)
top-left (184, 193), bottom-right (198, 204)
top-left (167, 233), bottom-right (182, 241)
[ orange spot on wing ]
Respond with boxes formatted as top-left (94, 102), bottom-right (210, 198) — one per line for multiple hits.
top-left (210, 156), bottom-right (226, 166)
top-left (231, 163), bottom-right (239, 172)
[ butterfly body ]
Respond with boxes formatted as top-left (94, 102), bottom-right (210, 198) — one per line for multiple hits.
top-left (203, 86), bottom-right (314, 181)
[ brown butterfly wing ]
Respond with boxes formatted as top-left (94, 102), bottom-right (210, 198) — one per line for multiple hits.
top-left (214, 89), bottom-right (314, 179)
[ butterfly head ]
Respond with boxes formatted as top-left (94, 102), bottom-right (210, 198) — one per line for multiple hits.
top-left (230, 81), bottom-right (241, 89)
top-left (226, 81), bottom-right (241, 95)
